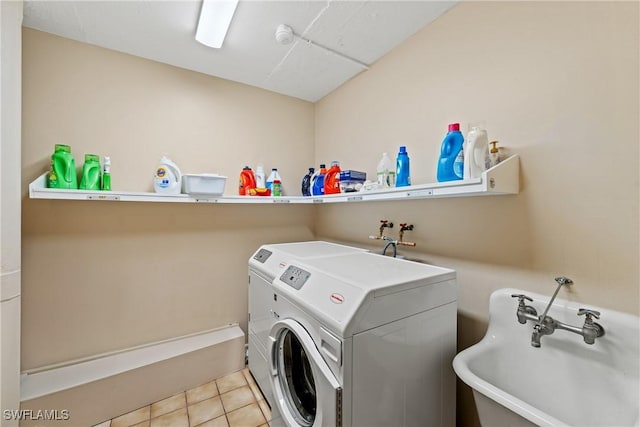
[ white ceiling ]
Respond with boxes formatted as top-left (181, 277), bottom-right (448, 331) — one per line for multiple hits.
top-left (22, 0), bottom-right (458, 102)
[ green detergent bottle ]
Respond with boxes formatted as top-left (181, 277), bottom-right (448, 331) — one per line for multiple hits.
top-left (79, 154), bottom-right (101, 190)
top-left (48, 144), bottom-right (78, 189)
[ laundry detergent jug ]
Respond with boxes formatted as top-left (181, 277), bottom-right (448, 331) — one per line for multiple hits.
top-left (437, 123), bottom-right (464, 182)
top-left (239, 166), bottom-right (257, 196)
top-left (154, 156), bottom-right (182, 194)
top-left (324, 161), bottom-right (342, 195)
top-left (48, 144), bottom-right (78, 189)
top-left (79, 154), bottom-right (101, 190)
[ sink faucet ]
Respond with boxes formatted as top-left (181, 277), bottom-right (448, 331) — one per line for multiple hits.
top-left (378, 219), bottom-right (393, 238)
top-left (398, 223), bottom-right (414, 243)
top-left (578, 308), bottom-right (604, 345)
top-left (531, 276), bottom-right (572, 347)
top-left (512, 277), bottom-right (605, 348)
top-left (368, 220), bottom-right (416, 257)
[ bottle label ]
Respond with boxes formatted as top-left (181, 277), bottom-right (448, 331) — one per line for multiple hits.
top-left (377, 171), bottom-right (397, 187)
top-left (155, 167), bottom-right (167, 179)
top-left (102, 174), bottom-right (111, 191)
top-left (453, 149), bottom-right (464, 179)
top-left (387, 171), bottom-right (396, 187)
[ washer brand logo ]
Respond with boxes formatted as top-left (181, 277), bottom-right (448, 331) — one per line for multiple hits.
top-left (330, 293), bottom-right (344, 304)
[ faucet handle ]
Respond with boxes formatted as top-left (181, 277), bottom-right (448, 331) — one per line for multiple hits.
top-left (554, 276), bottom-right (573, 286)
top-left (380, 219), bottom-right (394, 227)
top-left (511, 294), bottom-right (533, 303)
top-left (578, 308), bottom-right (601, 320)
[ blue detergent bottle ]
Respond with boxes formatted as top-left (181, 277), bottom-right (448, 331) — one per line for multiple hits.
top-left (437, 123), bottom-right (464, 182)
top-left (312, 164), bottom-right (327, 196)
top-left (396, 146), bottom-right (410, 187)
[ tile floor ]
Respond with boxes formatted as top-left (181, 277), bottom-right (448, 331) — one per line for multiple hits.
top-left (93, 368), bottom-right (271, 427)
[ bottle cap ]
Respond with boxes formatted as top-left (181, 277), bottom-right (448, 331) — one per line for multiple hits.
top-left (272, 168), bottom-right (277, 171)
top-left (399, 146), bottom-right (407, 153)
top-left (448, 123), bottom-right (460, 132)
top-left (319, 164), bottom-right (326, 168)
top-left (243, 166), bottom-right (252, 170)
top-left (309, 167), bottom-right (315, 172)
top-left (274, 179), bottom-right (281, 183)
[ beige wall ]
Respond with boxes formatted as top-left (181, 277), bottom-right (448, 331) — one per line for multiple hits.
top-left (314, 2), bottom-right (638, 426)
top-left (21, 28), bottom-right (316, 370)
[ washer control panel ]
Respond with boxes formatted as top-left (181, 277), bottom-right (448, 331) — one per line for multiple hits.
top-left (280, 265), bottom-right (311, 290)
top-left (253, 249), bottom-right (272, 263)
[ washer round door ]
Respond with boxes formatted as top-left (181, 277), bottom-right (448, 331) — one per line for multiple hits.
top-left (269, 319), bottom-right (342, 427)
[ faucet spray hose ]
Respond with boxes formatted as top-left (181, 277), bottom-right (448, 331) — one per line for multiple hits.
top-left (537, 277), bottom-right (573, 328)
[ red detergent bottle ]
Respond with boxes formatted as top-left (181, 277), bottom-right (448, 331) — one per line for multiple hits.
top-left (238, 166), bottom-right (257, 195)
top-left (324, 161), bottom-right (342, 195)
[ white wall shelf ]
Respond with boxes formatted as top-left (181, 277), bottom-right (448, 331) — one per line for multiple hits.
top-left (29, 155), bottom-right (519, 204)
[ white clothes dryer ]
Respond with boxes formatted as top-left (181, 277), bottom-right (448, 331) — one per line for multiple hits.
top-left (266, 250), bottom-right (457, 427)
top-left (248, 242), bottom-right (368, 409)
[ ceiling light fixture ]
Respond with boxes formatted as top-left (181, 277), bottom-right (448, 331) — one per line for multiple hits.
top-left (196, 0), bottom-right (239, 49)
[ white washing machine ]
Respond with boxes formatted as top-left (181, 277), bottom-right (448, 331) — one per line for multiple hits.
top-left (266, 249), bottom-right (457, 427)
top-left (248, 241), bottom-right (368, 410)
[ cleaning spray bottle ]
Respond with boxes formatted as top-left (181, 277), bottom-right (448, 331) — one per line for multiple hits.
top-left (154, 155), bottom-right (182, 194)
top-left (102, 156), bottom-right (111, 191)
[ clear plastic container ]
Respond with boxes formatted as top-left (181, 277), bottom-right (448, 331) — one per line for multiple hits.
top-left (184, 174), bottom-right (227, 196)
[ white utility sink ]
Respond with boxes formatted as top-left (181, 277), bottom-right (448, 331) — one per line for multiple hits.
top-left (453, 288), bottom-right (639, 427)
